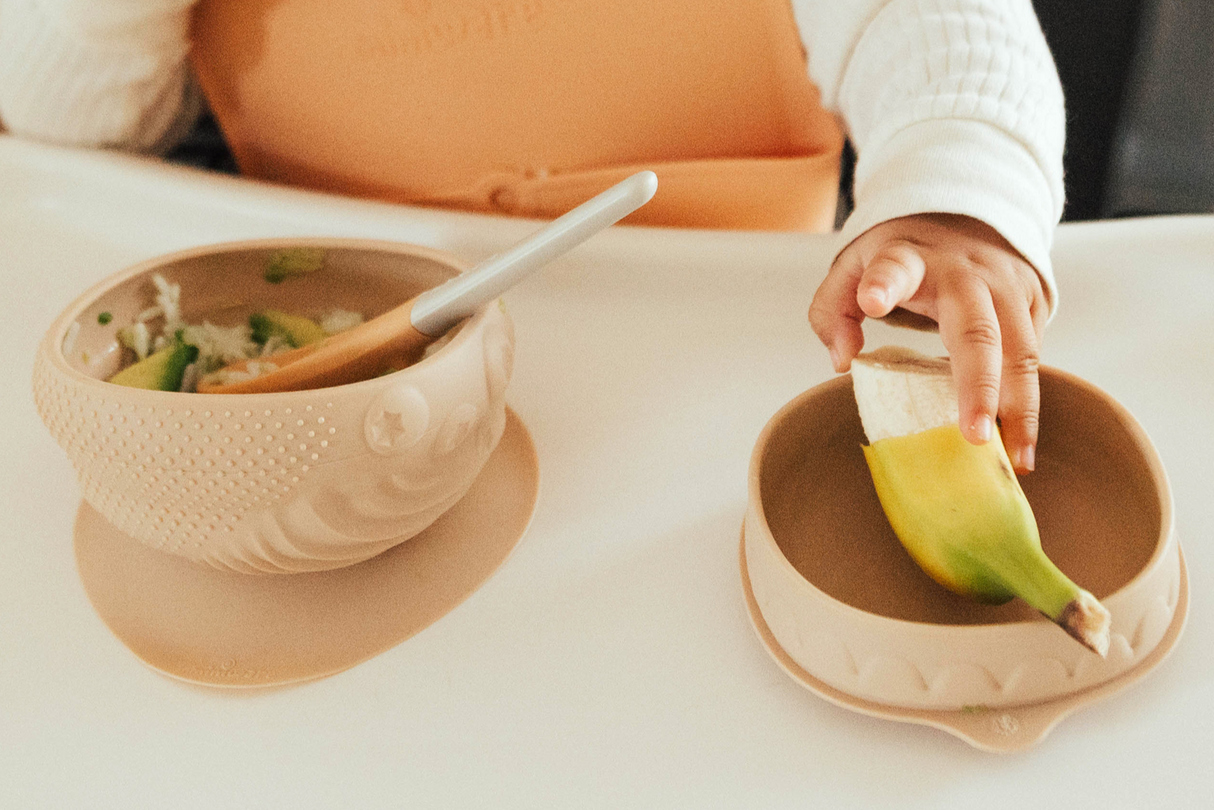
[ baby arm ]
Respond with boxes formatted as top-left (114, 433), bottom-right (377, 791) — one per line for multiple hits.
top-left (791, 0), bottom-right (1065, 472)
top-left (0, 0), bottom-right (200, 152)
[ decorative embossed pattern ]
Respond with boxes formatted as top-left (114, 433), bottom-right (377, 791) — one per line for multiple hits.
top-left (34, 239), bottom-right (515, 574)
top-left (34, 369), bottom-right (328, 557)
top-left (743, 369), bottom-right (1179, 710)
top-left (745, 519), bottom-right (1181, 710)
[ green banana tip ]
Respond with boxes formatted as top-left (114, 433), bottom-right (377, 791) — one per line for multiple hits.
top-left (1058, 591), bottom-right (1111, 657)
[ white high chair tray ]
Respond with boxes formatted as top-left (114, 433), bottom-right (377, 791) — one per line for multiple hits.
top-left (1, 134), bottom-right (1210, 808)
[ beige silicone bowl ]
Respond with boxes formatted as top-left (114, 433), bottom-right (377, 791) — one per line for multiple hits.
top-left (33, 238), bottom-right (514, 574)
top-left (744, 368), bottom-right (1183, 712)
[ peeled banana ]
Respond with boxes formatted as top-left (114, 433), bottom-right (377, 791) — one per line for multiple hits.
top-left (851, 346), bottom-right (1110, 656)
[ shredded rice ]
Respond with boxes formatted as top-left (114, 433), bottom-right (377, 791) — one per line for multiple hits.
top-left (180, 322), bottom-right (263, 373)
top-left (320, 308), bottom-right (364, 335)
top-left (119, 321), bottom-right (152, 360)
top-left (136, 306), bottom-right (163, 323)
top-left (259, 333), bottom-right (293, 357)
top-left (152, 274), bottom-right (182, 330)
top-left (113, 275), bottom-right (366, 391)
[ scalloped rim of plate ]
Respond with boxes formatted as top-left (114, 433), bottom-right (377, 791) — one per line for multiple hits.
top-left (739, 527), bottom-right (1189, 753)
top-left (73, 408), bottom-right (538, 688)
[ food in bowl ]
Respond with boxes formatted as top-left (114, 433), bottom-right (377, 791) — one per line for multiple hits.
top-left (851, 347), bottom-right (1110, 655)
top-left (98, 250), bottom-right (369, 393)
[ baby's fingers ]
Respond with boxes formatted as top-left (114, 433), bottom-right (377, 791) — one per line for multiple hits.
top-left (809, 256), bottom-right (866, 372)
top-left (856, 242), bottom-right (927, 319)
top-left (936, 275), bottom-right (1002, 446)
top-left (992, 294), bottom-right (1041, 473)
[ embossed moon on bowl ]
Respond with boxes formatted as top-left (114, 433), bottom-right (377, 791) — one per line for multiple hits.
top-left (33, 239), bottom-right (514, 574)
top-left (744, 368), bottom-right (1179, 710)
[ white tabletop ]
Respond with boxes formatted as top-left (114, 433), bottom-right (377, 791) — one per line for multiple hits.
top-left (1, 135), bottom-right (1210, 809)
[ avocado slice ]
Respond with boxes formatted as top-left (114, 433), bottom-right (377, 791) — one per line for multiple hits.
top-left (263, 247), bottom-right (326, 283)
top-left (108, 339), bottom-right (199, 391)
top-left (249, 310), bottom-right (327, 348)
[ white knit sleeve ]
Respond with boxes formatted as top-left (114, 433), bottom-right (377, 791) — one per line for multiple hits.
top-left (790, 0), bottom-right (1065, 311)
top-left (0, 0), bottom-right (201, 154)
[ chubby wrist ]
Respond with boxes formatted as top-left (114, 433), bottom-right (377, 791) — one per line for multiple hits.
top-left (838, 119), bottom-right (1061, 317)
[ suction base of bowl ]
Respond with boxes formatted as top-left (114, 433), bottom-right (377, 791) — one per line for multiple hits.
top-left (73, 408), bottom-right (539, 688)
top-left (740, 528), bottom-right (1189, 753)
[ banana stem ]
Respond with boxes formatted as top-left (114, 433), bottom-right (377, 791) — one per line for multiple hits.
top-left (1058, 591), bottom-right (1112, 657)
top-left (990, 544), bottom-right (1111, 656)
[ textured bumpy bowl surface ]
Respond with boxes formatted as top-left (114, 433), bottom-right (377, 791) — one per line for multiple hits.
top-left (34, 239), bottom-right (514, 574)
top-left (744, 368), bottom-right (1181, 711)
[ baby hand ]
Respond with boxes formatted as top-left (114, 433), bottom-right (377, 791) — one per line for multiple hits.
top-left (809, 213), bottom-right (1048, 473)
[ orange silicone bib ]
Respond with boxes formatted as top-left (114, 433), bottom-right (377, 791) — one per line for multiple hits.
top-left (191, 0), bottom-right (843, 230)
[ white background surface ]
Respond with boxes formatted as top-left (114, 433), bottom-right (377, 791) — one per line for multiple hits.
top-left (1, 135), bottom-right (1211, 808)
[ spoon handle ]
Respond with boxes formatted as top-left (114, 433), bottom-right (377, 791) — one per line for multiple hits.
top-left (409, 170), bottom-right (658, 336)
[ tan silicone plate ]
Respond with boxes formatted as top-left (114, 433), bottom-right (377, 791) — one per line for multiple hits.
top-left (741, 532), bottom-right (1189, 752)
top-left (74, 409), bottom-right (538, 688)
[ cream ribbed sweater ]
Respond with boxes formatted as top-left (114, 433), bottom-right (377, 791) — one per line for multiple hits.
top-left (0, 0), bottom-right (1065, 302)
